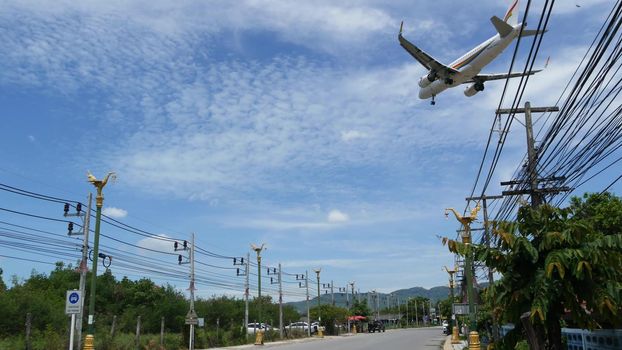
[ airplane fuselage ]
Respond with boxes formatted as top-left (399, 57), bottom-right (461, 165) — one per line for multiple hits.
top-left (418, 24), bottom-right (521, 100)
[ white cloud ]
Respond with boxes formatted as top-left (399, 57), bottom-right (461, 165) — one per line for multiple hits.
top-left (341, 130), bottom-right (369, 142)
top-left (136, 234), bottom-right (175, 255)
top-left (102, 207), bottom-right (128, 218)
top-left (327, 209), bottom-right (349, 223)
top-left (27, 135), bottom-right (35, 142)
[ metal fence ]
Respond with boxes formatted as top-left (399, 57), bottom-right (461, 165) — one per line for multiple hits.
top-left (499, 325), bottom-right (622, 350)
top-left (562, 328), bottom-right (622, 350)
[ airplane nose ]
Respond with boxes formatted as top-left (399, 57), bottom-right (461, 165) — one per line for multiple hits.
top-left (418, 88), bottom-right (431, 100)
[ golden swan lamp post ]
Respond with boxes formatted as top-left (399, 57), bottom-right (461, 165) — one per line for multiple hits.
top-left (445, 205), bottom-right (480, 350)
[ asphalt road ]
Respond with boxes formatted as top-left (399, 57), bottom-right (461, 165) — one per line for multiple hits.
top-left (208, 327), bottom-right (447, 350)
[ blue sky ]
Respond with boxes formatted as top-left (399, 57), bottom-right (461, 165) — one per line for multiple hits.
top-left (0, 0), bottom-right (618, 302)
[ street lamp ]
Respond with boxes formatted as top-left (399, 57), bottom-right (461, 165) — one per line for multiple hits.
top-left (251, 243), bottom-right (265, 345)
top-left (445, 205), bottom-right (481, 350)
top-left (444, 265), bottom-right (460, 344)
top-left (313, 269), bottom-right (323, 337)
top-left (83, 171), bottom-right (115, 350)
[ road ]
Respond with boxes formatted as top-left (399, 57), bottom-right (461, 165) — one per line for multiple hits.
top-left (207, 327), bottom-right (447, 350)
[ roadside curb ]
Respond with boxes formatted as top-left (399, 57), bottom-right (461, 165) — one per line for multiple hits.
top-left (199, 335), bottom-right (338, 350)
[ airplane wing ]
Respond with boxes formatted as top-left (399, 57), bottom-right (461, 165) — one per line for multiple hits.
top-left (398, 31), bottom-right (459, 78)
top-left (465, 70), bottom-right (542, 83)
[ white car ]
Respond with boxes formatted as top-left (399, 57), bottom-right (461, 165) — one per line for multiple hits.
top-left (246, 323), bottom-right (271, 334)
top-left (286, 321), bottom-right (311, 332)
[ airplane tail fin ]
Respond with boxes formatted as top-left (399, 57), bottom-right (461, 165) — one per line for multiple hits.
top-left (491, 16), bottom-right (513, 37)
top-left (503, 0), bottom-right (519, 26)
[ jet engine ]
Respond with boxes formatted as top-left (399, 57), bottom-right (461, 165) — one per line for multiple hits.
top-left (418, 71), bottom-right (437, 87)
top-left (463, 82), bottom-right (485, 97)
top-left (418, 75), bottom-right (432, 88)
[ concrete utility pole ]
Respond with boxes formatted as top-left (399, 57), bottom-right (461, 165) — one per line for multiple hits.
top-left (84, 171), bottom-right (115, 350)
top-left (190, 234), bottom-right (196, 350)
top-left (305, 272), bottom-right (310, 337)
top-left (397, 296), bottom-right (401, 327)
top-left (415, 299), bottom-right (418, 326)
top-left (313, 269), bottom-right (323, 337)
top-left (497, 103), bottom-right (567, 206)
top-left (331, 280), bottom-right (334, 306)
top-left (64, 193), bottom-right (92, 350)
top-left (245, 253), bottom-right (250, 334)
top-left (278, 264), bottom-right (283, 339)
top-left (496, 102), bottom-right (566, 350)
top-left (466, 194), bottom-right (502, 341)
top-left (251, 243), bottom-right (265, 345)
top-left (175, 234), bottom-right (197, 350)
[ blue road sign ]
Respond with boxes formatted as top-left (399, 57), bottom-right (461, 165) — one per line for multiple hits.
top-left (66, 290), bottom-right (82, 315)
top-left (69, 292), bottom-right (80, 304)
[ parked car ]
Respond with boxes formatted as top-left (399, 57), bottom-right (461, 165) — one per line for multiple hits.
top-left (442, 321), bottom-right (449, 334)
top-left (368, 320), bottom-right (385, 333)
top-left (246, 323), bottom-right (271, 334)
top-left (286, 321), bottom-right (311, 333)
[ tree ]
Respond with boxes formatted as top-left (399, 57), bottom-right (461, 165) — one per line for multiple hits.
top-left (442, 193), bottom-right (622, 350)
top-left (350, 298), bottom-right (371, 317)
top-left (310, 304), bottom-right (347, 335)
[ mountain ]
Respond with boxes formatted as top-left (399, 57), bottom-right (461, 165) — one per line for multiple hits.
top-left (285, 286), bottom-right (450, 314)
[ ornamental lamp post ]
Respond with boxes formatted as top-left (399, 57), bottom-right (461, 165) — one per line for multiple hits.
top-left (251, 243), bottom-right (266, 345)
top-left (83, 171), bottom-right (115, 350)
top-left (445, 205), bottom-right (481, 350)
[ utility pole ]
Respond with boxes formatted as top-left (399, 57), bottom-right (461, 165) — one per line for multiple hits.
top-left (496, 102), bottom-right (565, 350)
top-left (297, 272), bottom-right (311, 337)
top-left (245, 254), bottom-right (250, 334)
top-left (176, 235), bottom-right (196, 350)
top-left (278, 264), bottom-right (283, 339)
top-left (233, 255), bottom-right (249, 334)
top-left (64, 194), bottom-right (92, 350)
top-left (306, 272), bottom-right (310, 337)
top-left (84, 171), bottom-right (115, 350)
top-left (190, 234), bottom-right (196, 350)
top-left (497, 103), bottom-right (567, 207)
top-left (321, 281), bottom-right (332, 306)
top-left (268, 265), bottom-right (283, 339)
top-left (331, 280), bottom-right (334, 306)
top-left (313, 269), bottom-right (323, 337)
top-left (251, 243), bottom-right (265, 345)
top-left (397, 296), bottom-right (401, 327)
top-left (465, 194), bottom-right (502, 341)
top-left (415, 299), bottom-right (418, 326)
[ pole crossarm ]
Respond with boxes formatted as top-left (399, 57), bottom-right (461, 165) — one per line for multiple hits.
top-left (495, 106), bottom-right (559, 114)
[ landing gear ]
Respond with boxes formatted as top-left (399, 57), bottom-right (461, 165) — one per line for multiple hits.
top-left (444, 78), bottom-right (454, 85)
top-left (431, 95), bottom-right (436, 105)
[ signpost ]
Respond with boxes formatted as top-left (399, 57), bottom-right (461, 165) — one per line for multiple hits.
top-left (453, 303), bottom-right (477, 315)
top-left (65, 290), bottom-right (82, 350)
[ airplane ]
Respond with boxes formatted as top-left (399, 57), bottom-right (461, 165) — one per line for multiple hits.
top-left (398, 0), bottom-right (544, 105)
